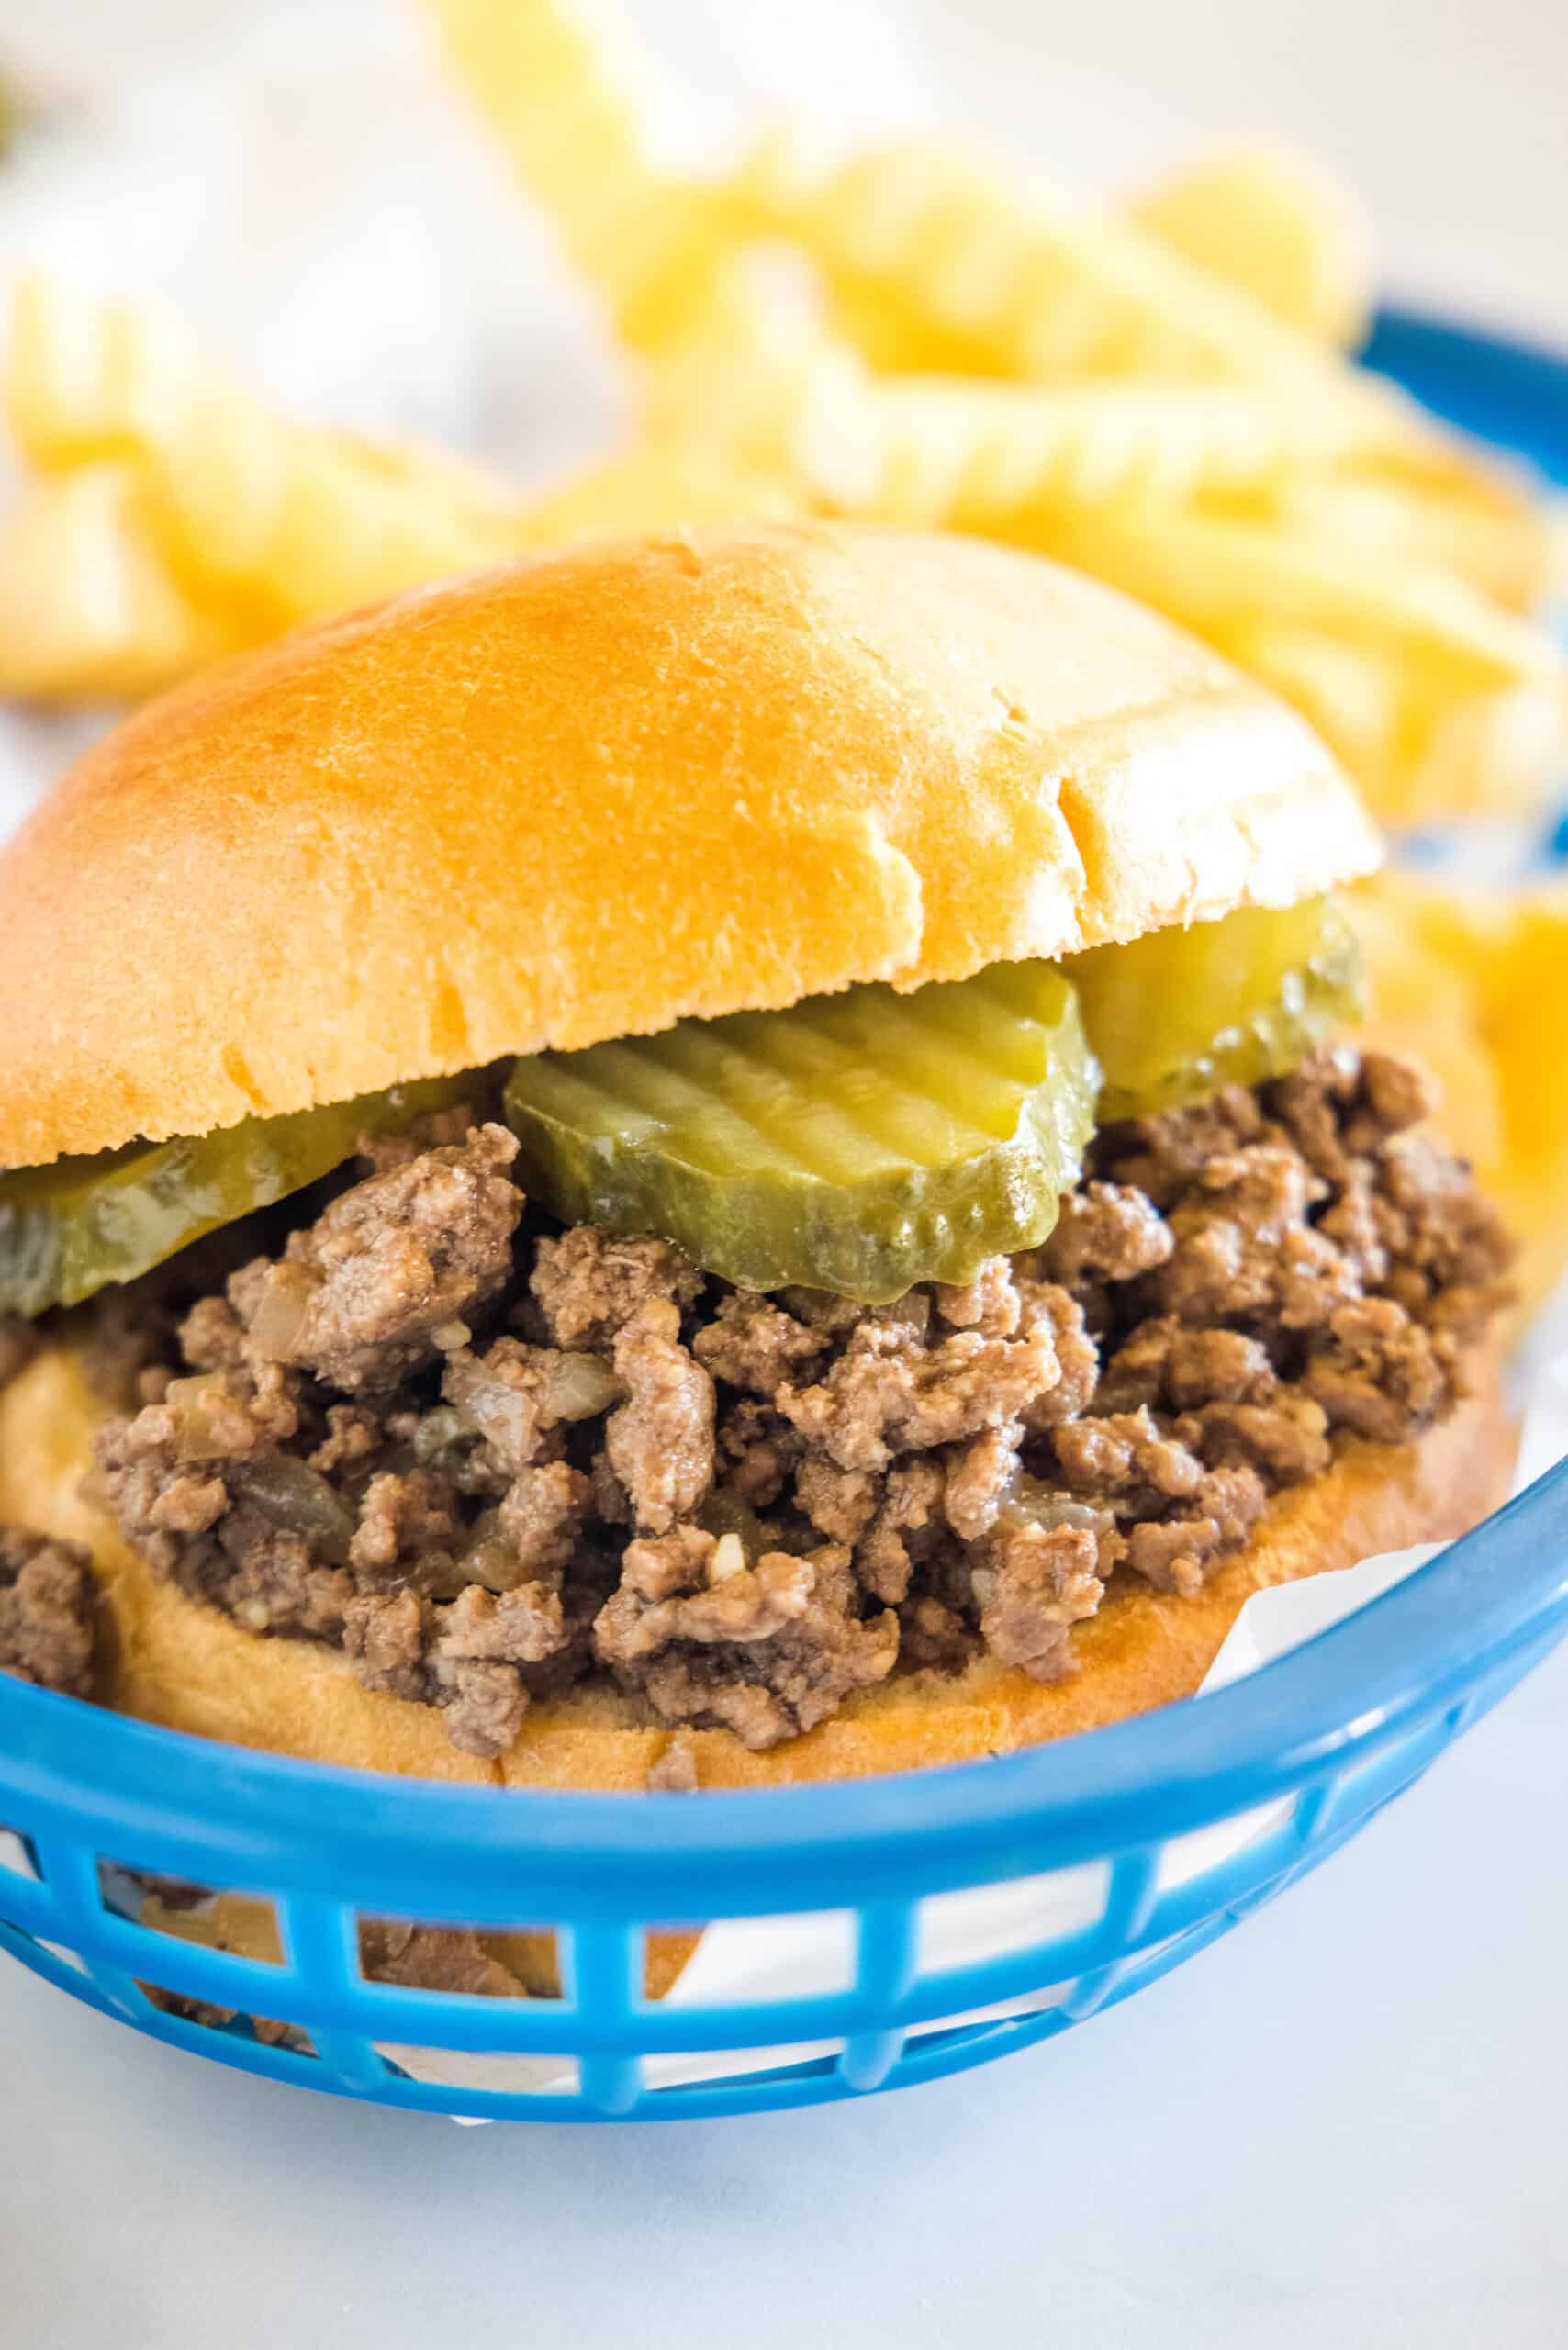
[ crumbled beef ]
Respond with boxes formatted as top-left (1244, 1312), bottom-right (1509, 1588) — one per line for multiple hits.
top-left (530, 1225), bottom-right (703, 1351)
top-left (942, 1422), bottom-right (1025, 1543)
top-left (342, 1574), bottom-right (577, 1759)
top-left (1015, 1281), bottom-right (1099, 1427)
top-left (1152, 1144), bottom-right (1354, 1331)
top-left (855, 1459), bottom-right (948, 1603)
top-left (1033, 1182), bottom-right (1174, 1290)
top-left (693, 1292), bottom-right (827, 1391)
top-left (230, 1125), bottom-right (523, 1393)
top-left (180, 1295), bottom-right (250, 1375)
top-left (1054, 1407), bottom-right (1207, 1506)
top-left (0, 1526), bottom-right (97, 1696)
top-left (96, 1361), bottom-right (354, 1641)
top-left (1174, 1394), bottom-right (1332, 1483)
top-left (308, 1404), bottom-right (386, 1477)
top-left (795, 1456), bottom-right (879, 1546)
top-left (348, 1467), bottom-right (464, 1583)
top-left (898, 1594), bottom-right (978, 1672)
top-left (358, 1917), bottom-right (525, 1997)
top-left (776, 1287), bottom-right (869, 1339)
top-left (1124, 1464), bottom-right (1267, 1598)
top-left (1266, 1046), bottom-right (1434, 1185)
top-left (594, 1529), bottom-right (897, 1748)
top-left (605, 1300), bottom-right (715, 1532)
top-left (1094, 1085), bottom-right (1271, 1206)
top-left (436, 1580), bottom-right (570, 1668)
top-left (1161, 1328), bottom-right (1278, 1409)
top-left (716, 1398), bottom-right (801, 1507)
top-left (1096, 1319), bottom-right (1277, 1415)
top-left (778, 1314), bottom-right (1061, 1472)
top-left (355, 1100), bottom-right (489, 1177)
top-left (1377, 1135), bottom-right (1516, 1304)
top-left (497, 1461), bottom-right (596, 1578)
top-left (971, 1521), bottom-right (1103, 1681)
top-left (341, 1585), bottom-right (428, 1704)
top-left (934, 1259), bottom-right (1022, 1337)
top-left (90, 1047), bottom-right (1511, 1752)
top-left (1303, 1297), bottom-right (1454, 1443)
top-left (442, 1337), bottom-right (622, 1479)
top-left (431, 1583), bottom-right (574, 1758)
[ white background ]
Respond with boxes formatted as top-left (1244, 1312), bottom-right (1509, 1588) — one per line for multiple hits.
top-left (2, 4), bottom-right (1566, 2344)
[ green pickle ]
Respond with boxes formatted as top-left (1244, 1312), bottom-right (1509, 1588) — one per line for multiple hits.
top-left (0, 898), bottom-right (1360, 1322)
top-left (504, 967), bottom-right (1100, 1302)
top-left (1064, 895), bottom-right (1363, 1122)
top-left (0, 1073), bottom-right (479, 1318)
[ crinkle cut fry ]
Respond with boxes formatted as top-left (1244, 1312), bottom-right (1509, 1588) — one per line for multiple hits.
top-left (419, 0), bottom-right (742, 351)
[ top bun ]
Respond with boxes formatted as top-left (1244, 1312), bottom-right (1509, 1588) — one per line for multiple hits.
top-left (0, 521), bottom-right (1379, 1169)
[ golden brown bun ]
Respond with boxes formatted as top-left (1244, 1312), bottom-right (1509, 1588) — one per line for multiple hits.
top-left (0, 522), bottom-right (1379, 1169)
top-left (0, 1342), bottom-right (1512, 1794)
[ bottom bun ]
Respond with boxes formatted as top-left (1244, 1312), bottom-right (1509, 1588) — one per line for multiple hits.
top-left (0, 1342), bottom-right (1516, 1794)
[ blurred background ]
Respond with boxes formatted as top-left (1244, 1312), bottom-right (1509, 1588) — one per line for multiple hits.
top-left (2, 0), bottom-right (1564, 472)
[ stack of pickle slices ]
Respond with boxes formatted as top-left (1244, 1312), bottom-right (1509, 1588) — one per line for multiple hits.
top-left (0, 899), bottom-right (1360, 1314)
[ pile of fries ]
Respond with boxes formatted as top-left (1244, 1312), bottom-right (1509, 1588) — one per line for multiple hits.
top-left (1, 0), bottom-right (1565, 1307)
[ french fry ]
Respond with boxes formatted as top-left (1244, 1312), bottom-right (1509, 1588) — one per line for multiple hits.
top-left (642, 250), bottom-right (855, 472)
top-left (6, 277), bottom-right (526, 618)
top-left (645, 281), bottom-right (1566, 820)
top-left (648, 251), bottom-right (1539, 551)
top-left (1126, 142), bottom-right (1371, 349)
top-left (167, 422), bottom-right (523, 620)
top-left (512, 440), bottom-right (804, 547)
top-left (6, 31), bottom-right (1565, 839)
top-left (0, 276), bottom-right (812, 699)
top-left (660, 305), bottom-right (1439, 531)
top-left (412, 14), bottom-right (1566, 816)
top-left (1036, 507), bottom-right (1567, 820)
top-left (733, 126), bottom-right (1390, 397)
top-left (0, 464), bottom-right (244, 701)
top-left (418, 0), bottom-right (738, 352)
top-left (1036, 504), bottom-right (1560, 695)
top-left (1223, 616), bottom-right (1567, 822)
top-left (1265, 466), bottom-right (1553, 614)
top-left (1220, 622), bottom-right (1408, 809)
top-left (6, 274), bottom-right (231, 472)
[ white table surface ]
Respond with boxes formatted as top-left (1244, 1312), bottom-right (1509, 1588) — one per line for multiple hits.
top-left (3, 4), bottom-right (1567, 2343)
top-left (5, 1636), bottom-right (1568, 2347)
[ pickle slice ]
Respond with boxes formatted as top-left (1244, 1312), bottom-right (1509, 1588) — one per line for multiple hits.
top-left (503, 968), bottom-right (1098, 1302)
top-left (0, 1074), bottom-right (481, 1318)
top-left (1064, 895), bottom-right (1363, 1121)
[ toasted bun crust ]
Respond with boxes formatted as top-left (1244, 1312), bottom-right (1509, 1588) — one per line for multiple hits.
top-left (0, 523), bottom-right (1378, 1169)
top-left (0, 1343), bottom-right (1511, 1793)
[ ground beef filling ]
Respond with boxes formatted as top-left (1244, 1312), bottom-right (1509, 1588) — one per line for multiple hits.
top-left (84, 1050), bottom-right (1511, 1757)
top-left (0, 1526), bottom-right (97, 1697)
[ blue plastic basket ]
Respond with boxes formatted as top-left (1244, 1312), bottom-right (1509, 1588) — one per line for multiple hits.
top-left (3, 308), bottom-right (1566, 2123)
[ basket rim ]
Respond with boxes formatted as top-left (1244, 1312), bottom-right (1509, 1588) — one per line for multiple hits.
top-left (3, 1454), bottom-right (1565, 1897)
top-left (1361, 302), bottom-right (1568, 486)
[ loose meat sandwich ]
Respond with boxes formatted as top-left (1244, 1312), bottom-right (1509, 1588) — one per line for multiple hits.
top-left (0, 524), bottom-right (1515, 1793)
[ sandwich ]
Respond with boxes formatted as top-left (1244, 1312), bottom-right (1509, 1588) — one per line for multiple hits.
top-left (0, 522), bottom-right (1515, 1795)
